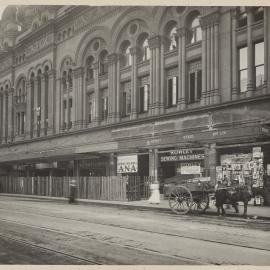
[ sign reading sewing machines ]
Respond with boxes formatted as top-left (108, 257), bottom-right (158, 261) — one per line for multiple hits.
top-left (117, 155), bottom-right (138, 173)
top-left (160, 149), bottom-right (205, 162)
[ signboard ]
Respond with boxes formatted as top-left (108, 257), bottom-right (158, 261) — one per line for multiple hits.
top-left (253, 147), bottom-right (261, 158)
top-left (180, 163), bottom-right (201, 175)
top-left (160, 149), bottom-right (205, 163)
top-left (117, 155), bottom-right (138, 173)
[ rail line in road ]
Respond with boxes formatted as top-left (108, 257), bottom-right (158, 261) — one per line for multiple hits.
top-left (0, 232), bottom-right (103, 265)
top-left (0, 207), bottom-right (269, 253)
top-left (0, 217), bottom-right (204, 265)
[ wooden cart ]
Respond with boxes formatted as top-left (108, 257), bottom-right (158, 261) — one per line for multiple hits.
top-left (164, 176), bottom-right (215, 214)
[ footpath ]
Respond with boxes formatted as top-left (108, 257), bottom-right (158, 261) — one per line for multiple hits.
top-left (1, 193), bottom-right (270, 220)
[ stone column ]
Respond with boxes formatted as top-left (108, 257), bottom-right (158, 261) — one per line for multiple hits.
top-left (26, 81), bottom-right (32, 139)
top-left (109, 153), bottom-right (117, 176)
top-left (201, 25), bottom-right (207, 106)
top-left (93, 62), bottom-right (100, 126)
top-left (33, 77), bottom-right (39, 137)
top-left (206, 143), bottom-right (217, 185)
top-left (160, 39), bottom-right (166, 114)
top-left (149, 36), bottom-right (162, 115)
top-left (55, 78), bottom-right (61, 134)
top-left (149, 148), bottom-right (159, 181)
top-left (177, 28), bottom-right (187, 109)
top-left (231, 10), bottom-right (238, 100)
top-left (7, 87), bottom-right (14, 142)
top-left (3, 91), bottom-right (8, 143)
top-left (116, 56), bottom-right (121, 122)
top-left (213, 23), bottom-right (220, 104)
top-left (73, 67), bottom-right (85, 129)
top-left (200, 12), bottom-right (220, 105)
top-left (246, 8), bottom-right (254, 97)
top-left (0, 93), bottom-right (2, 143)
top-left (47, 69), bottom-right (56, 135)
top-left (263, 7), bottom-right (269, 94)
top-left (130, 47), bottom-right (140, 119)
top-left (267, 7), bottom-right (270, 94)
top-left (108, 53), bottom-right (118, 123)
top-left (40, 74), bottom-right (46, 136)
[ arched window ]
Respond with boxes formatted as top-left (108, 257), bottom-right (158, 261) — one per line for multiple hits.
top-left (121, 41), bottom-right (132, 68)
top-left (142, 38), bottom-right (150, 61)
top-left (68, 69), bottom-right (73, 88)
top-left (188, 15), bottom-right (202, 44)
top-left (253, 7), bottom-right (264, 22)
top-left (62, 71), bottom-right (67, 91)
top-left (169, 26), bottom-right (178, 51)
top-left (86, 56), bottom-right (94, 80)
top-left (137, 33), bottom-right (150, 62)
top-left (99, 50), bottom-right (108, 76)
top-left (238, 7), bottom-right (247, 28)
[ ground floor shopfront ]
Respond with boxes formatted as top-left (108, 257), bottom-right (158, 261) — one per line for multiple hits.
top-left (1, 100), bottom-right (270, 203)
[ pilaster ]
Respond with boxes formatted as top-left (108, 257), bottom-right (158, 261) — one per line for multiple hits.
top-left (93, 62), bottom-right (100, 126)
top-left (47, 69), bottom-right (56, 135)
top-left (7, 87), bottom-right (14, 142)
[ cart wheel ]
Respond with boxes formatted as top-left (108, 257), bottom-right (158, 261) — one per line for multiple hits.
top-left (168, 185), bottom-right (193, 215)
top-left (190, 192), bottom-right (209, 214)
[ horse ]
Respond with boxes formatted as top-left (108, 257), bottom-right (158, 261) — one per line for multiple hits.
top-left (215, 184), bottom-right (252, 218)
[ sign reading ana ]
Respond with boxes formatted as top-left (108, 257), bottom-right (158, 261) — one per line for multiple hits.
top-left (117, 155), bottom-right (138, 173)
top-left (160, 149), bottom-right (205, 162)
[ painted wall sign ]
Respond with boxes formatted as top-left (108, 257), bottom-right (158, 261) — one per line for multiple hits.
top-left (160, 149), bottom-right (205, 162)
top-left (117, 155), bottom-right (138, 173)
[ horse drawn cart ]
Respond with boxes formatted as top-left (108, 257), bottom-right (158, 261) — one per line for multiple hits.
top-left (163, 176), bottom-right (215, 214)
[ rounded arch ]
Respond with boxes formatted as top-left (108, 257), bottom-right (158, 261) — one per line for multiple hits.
top-left (184, 9), bottom-right (201, 27)
top-left (75, 26), bottom-right (111, 67)
top-left (42, 59), bottom-right (52, 72)
top-left (4, 79), bottom-right (11, 89)
top-left (34, 63), bottom-right (42, 74)
top-left (59, 55), bottom-right (74, 74)
top-left (15, 74), bottom-right (27, 89)
top-left (111, 7), bottom-right (152, 51)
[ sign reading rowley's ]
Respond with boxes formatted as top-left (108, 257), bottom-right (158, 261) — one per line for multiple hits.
top-left (160, 149), bottom-right (205, 162)
top-left (117, 155), bottom-right (138, 173)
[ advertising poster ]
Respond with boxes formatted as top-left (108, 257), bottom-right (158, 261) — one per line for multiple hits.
top-left (117, 155), bottom-right (138, 173)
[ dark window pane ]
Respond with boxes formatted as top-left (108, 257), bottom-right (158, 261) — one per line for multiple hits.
top-left (189, 72), bottom-right (195, 103)
top-left (197, 70), bottom-right (202, 100)
top-left (123, 92), bottom-right (127, 116)
top-left (168, 78), bottom-right (172, 107)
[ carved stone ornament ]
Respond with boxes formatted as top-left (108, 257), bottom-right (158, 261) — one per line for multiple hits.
top-left (107, 53), bottom-right (119, 64)
top-left (73, 67), bottom-right (84, 78)
top-left (129, 47), bottom-right (140, 56)
top-left (148, 35), bottom-right (163, 49)
top-left (200, 12), bottom-right (220, 29)
top-left (176, 27), bottom-right (188, 37)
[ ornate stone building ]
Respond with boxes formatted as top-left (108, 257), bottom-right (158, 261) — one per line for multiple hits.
top-left (0, 6), bottom-right (269, 189)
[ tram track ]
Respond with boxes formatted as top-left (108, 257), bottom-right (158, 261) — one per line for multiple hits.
top-left (0, 218), bottom-right (205, 265)
top-left (0, 207), bottom-right (269, 253)
top-left (0, 232), bottom-right (103, 265)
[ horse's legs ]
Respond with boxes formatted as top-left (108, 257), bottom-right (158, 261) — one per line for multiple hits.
top-left (221, 204), bottom-right (226, 216)
top-left (243, 201), bottom-right (248, 218)
top-left (232, 203), bottom-right (239, 213)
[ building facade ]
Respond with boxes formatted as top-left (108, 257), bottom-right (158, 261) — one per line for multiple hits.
top-left (0, 6), bottom-right (270, 195)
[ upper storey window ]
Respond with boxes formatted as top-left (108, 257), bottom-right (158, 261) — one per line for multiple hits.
top-left (255, 41), bottom-right (264, 88)
top-left (142, 38), bottom-right (150, 61)
top-left (239, 46), bottom-right (248, 92)
top-left (188, 16), bottom-right (202, 44)
top-left (253, 7), bottom-right (264, 22)
top-left (169, 27), bottom-right (178, 51)
top-left (238, 7), bottom-right (247, 28)
top-left (121, 41), bottom-right (132, 68)
top-left (164, 21), bottom-right (178, 52)
top-left (86, 56), bottom-right (94, 81)
top-left (99, 50), bottom-right (108, 76)
top-left (137, 33), bottom-right (150, 62)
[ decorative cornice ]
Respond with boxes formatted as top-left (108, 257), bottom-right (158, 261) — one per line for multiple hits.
top-left (148, 35), bottom-right (165, 49)
top-left (129, 47), bottom-right (140, 56)
top-left (73, 67), bottom-right (85, 78)
top-left (176, 27), bottom-right (188, 37)
top-left (107, 53), bottom-right (119, 64)
top-left (200, 11), bottom-right (220, 29)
